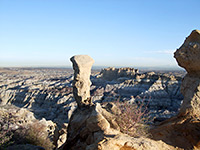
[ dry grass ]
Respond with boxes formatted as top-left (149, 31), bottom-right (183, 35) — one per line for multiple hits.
top-left (0, 111), bottom-right (54, 150)
top-left (14, 121), bottom-right (54, 150)
top-left (115, 99), bottom-right (151, 137)
top-left (0, 112), bottom-right (15, 149)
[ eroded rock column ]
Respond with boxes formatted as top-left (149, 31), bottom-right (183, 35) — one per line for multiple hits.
top-left (174, 30), bottom-right (200, 117)
top-left (70, 55), bottom-right (94, 107)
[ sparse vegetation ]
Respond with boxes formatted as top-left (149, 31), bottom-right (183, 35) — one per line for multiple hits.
top-left (115, 98), bottom-right (151, 137)
top-left (14, 121), bottom-right (55, 150)
top-left (0, 112), bottom-right (15, 149)
top-left (0, 111), bottom-right (54, 150)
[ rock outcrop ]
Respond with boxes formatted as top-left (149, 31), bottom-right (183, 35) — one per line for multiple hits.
top-left (70, 55), bottom-right (94, 107)
top-left (63, 55), bottom-right (176, 150)
top-left (151, 30), bottom-right (200, 149)
top-left (174, 30), bottom-right (200, 116)
top-left (63, 103), bottom-right (175, 150)
top-left (174, 30), bottom-right (200, 75)
top-left (98, 67), bottom-right (139, 81)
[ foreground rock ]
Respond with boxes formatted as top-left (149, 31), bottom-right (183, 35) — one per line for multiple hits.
top-left (63, 103), bottom-right (175, 150)
top-left (151, 30), bottom-right (200, 149)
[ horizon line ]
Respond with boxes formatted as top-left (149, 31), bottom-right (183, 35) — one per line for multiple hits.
top-left (0, 65), bottom-right (184, 71)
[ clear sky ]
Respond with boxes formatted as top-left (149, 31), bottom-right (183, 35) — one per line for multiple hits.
top-left (0, 0), bottom-right (199, 69)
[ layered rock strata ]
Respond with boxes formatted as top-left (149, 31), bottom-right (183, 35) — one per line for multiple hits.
top-left (93, 68), bottom-right (183, 121)
top-left (0, 67), bottom-right (183, 124)
top-left (98, 67), bottom-right (139, 81)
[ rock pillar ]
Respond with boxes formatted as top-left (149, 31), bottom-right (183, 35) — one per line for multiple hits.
top-left (174, 30), bottom-right (200, 117)
top-left (70, 55), bottom-right (94, 107)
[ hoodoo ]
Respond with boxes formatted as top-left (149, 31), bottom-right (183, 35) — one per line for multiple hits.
top-left (63, 55), bottom-right (175, 150)
top-left (70, 55), bottom-right (94, 107)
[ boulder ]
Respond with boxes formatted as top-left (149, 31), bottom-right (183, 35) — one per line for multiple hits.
top-left (174, 30), bottom-right (200, 75)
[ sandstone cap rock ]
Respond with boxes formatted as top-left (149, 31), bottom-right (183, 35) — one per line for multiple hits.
top-left (70, 55), bottom-right (94, 69)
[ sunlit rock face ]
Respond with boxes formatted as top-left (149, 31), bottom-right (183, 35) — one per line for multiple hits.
top-left (70, 55), bottom-right (94, 107)
top-left (150, 30), bottom-right (200, 150)
top-left (174, 30), bottom-right (200, 116)
top-left (174, 30), bottom-right (200, 75)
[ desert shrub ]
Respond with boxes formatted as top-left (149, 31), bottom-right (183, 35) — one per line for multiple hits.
top-left (0, 111), bottom-right (54, 150)
top-left (14, 121), bottom-right (55, 150)
top-left (0, 112), bottom-right (15, 149)
top-left (115, 99), bottom-right (151, 137)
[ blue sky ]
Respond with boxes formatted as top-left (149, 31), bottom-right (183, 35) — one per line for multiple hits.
top-left (0, 0), bottom-right (199, 68)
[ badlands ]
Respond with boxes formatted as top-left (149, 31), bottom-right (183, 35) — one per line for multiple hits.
top-left (1, 30), bottom-right (200, 150)
top-left (0, 65), bottom-right (184, 150)
top-left (0, 67), bottom-right (184, 125)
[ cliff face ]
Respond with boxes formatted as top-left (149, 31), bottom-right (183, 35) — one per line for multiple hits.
top-left (98, 67), bottom-right (139, 81)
